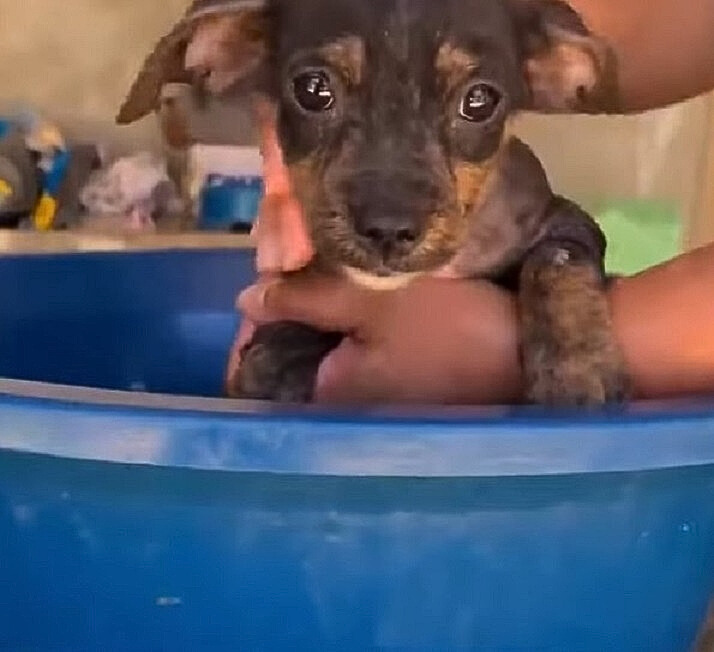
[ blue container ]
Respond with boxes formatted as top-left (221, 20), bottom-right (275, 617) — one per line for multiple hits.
top-left (198, 175), bottom-right (263, 231)
top-left (0, 249), bottom-right (713, 651)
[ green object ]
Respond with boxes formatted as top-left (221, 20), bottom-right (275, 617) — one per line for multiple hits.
top-left (593, 199), bottom-right (682, 276)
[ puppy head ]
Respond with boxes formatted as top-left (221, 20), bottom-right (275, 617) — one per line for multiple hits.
top-left (120, 0), bottom-right (617, 280)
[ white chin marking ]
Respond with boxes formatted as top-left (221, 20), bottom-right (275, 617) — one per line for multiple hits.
top-left (342, 266), bottom-right (421, 291)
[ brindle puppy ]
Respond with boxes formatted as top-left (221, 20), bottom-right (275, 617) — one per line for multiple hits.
top-left (119, 0), bottom-right (628, 406)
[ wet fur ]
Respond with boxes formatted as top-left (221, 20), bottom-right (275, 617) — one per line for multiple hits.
top-left (229, 0), bottom-right (627, 407)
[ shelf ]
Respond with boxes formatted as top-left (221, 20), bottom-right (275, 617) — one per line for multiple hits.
top-left (0, 230), bottom-right (254, 254)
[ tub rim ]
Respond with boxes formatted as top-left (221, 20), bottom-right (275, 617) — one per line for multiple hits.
top-left (1, 247), bottom-right (713, 477)
top-left (1, 377), bottom-right (714, 478)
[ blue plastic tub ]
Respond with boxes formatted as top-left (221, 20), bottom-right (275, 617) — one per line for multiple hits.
top-left (0, 248), bottom-right (713, 651)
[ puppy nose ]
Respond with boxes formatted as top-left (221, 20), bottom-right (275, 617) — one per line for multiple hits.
top-left (353, 211), bottom-right (423, 252)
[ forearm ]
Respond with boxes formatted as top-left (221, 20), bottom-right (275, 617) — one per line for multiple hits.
top-left (569, 0), bottom-right (714, 111)
top-left (237, 246), bottom-right (714, 405)
top-left (611, 244), bottom-right (714, 399)
top-left (426, 245), bottom-right (714, 405)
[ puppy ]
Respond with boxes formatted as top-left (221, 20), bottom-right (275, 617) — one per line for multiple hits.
top-left (119, 0), bottom-right (627, 406)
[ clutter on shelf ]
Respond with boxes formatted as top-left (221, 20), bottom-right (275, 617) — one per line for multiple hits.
top-left (0, 103), bottom-right (264, 235)
top-left (80, 152), bottom-right (182, 233)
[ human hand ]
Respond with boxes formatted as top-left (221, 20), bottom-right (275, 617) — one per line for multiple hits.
top-left (235, 274), bottom-right (524, 405)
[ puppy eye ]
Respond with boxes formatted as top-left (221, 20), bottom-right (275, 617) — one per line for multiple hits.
top-left (459, 83), bottom-right (501, 122)
top-left (293, 71), bottom-right (335, 112)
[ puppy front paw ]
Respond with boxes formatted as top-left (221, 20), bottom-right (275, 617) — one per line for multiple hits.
top-left (518, 246), bottom-right (629, 408)
top-left (523, 345), bottom-right (628, 407)
top-left (227, 321), bottom-right (341, 403)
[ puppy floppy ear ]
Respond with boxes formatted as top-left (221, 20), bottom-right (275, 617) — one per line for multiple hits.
top-left (509, 0), bottom-right (619, 113)
top-left (117, 1), bottom-right (272, 125)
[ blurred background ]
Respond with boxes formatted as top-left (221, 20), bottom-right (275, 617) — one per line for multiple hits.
top-left (1, 0), bottom-right (713, 273)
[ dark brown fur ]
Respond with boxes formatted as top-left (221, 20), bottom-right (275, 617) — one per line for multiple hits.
top-left (233, 321), bottom-right (342, 402)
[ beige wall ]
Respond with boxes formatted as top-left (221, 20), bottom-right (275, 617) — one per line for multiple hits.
top-left (1, 0), bottom-right (711, 240)
top-left (1, 0), bottom-right (189, 153)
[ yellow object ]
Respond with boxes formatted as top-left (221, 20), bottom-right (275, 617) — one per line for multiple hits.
top-left (33, 194), bottom-right (58, 231)
top-left (0, 179), bottom-right (12, 200)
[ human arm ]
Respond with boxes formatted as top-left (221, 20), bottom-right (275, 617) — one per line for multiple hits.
top-left (569, 0), bottom-right (714, 112)
top-left (235, 244), bottom-right (714, 404)
top-left (609, 244), bottom-right (714, 400)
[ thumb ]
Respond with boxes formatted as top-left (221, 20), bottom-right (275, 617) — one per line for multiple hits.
top-left (238, 275), bottom-right (377, 334)
top-left (314, 339), bottom-right (381, 403)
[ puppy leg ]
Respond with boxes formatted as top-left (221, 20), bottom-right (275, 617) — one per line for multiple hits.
top-left (227, 321), bottom-right (342, 402)
top-left (518, 200), bottom-right (628, 407)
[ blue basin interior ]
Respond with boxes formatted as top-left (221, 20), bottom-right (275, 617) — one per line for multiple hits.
top-left (0, 248), bottom-right (713, 651)
top-left (0, 249), bottom-right (250, 396)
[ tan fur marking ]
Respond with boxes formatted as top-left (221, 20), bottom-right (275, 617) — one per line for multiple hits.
top-left (415, 209), bottom-right (468, 269)
top-left (415, 153), bottom-right (497, 272)
top-left (454, 160), bottom-right (495, 215)
top-left (451, 131), bottom-right (507, 234)
top-left (435, 43), bottom-right (479, 90)
top-left (319, 36), bottom-right (366, 87)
